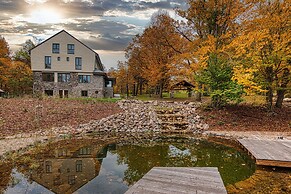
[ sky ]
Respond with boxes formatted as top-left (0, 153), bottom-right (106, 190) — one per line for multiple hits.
top-left (0, 0), bottom-right (187, 70)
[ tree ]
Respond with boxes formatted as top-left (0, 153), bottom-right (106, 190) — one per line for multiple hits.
top-left (196, 54), bottom-right (244, 108)
top-left (176, 0), bottom-right (248, 103)
top-left (0, 36), bottom-right (33, 96)
top-left (125, 35), bottom-right (147, 96)
top-left (109, 61), bottom-right (132, 97)
top-left (230, 0), bottom-right (291, 110)
top-left (7, 61), bottom-right (32, 96)
top-left (125, 11), bottom-right (182, 98)
top-left (0, 36), bottom-right (11, 91)
top-left (13, 39), bottom-right (35, 67)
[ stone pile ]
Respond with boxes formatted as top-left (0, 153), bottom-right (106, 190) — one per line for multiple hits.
top-left (78, 100), bottom-right (160, 134)
top-left (75, 100), bottom-right (209, 135)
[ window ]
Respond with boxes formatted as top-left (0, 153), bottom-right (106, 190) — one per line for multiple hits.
top-left (75, 57), bottom-right (82, 70)
top-left (66, 57), bottom-right (69, 61)
top-left (42, 73), bottom-right (54, 82)
top-left (57, 148), bottom-right (68, 157)
top-left (59, 90), bottom-right (69, 98)
top-left (52, 43), bottom-right (60, 53)
top-left (81, 90), bottom-right (88, 97)
top-left (67, 44), bottom-right (74, 54)
top-left (44, 90), bottom-right (53, 96)
top-left (45, 161), bottom-right (52, 173)
top-left (68, 175), bottom-right (76, 185)
top-left (105, 80), bottom-right (113, 87)
top-left (45, 56), bottom-right (51, 69)
top-left (78, 75), bottom-right (91, 83)
top-left (79, 147), bottom-right (91, 155)
top-left (57, 57), bottom-right (60, 61)
top-left (58, 73), bottom-right (70, 82)
top-left (76, 160), bottom-right (82, 172)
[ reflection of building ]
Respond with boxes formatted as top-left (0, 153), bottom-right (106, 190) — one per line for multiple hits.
top-left (31, 144), bottom-right (109, 194)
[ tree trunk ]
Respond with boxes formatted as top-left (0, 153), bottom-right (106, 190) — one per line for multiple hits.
top-left (275, 68), bottom-right (290, 108)
top-left (159, 81), bottom-right (163, 98)
top-left (139, 80), bottom-right (143, 95)
top-left (265, 66), bottom-right (274, 111)
top-left (196, 83), bottom-right (202, 101)
top-left (132, 83), bottom-right (136, 96)
top-left (126, 83), bottom-right (129, 98)
top-left (135, 82), bottom-right (138, 96)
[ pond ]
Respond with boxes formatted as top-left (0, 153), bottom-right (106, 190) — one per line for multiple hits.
top-left (1, 135), bottom-right (255, 194)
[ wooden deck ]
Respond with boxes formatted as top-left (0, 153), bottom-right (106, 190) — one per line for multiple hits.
top-left (238, 139), bottom-right (291, 168)
top-left (125, 167), bottom-right (227, 194)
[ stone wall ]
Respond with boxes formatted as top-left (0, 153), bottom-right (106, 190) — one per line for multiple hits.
top-left (33, 71), bottom-right (109, 98)
top-left (72, 75), bottom-right (105, 98)
top-left (104, 87), bottom-right (114, 98)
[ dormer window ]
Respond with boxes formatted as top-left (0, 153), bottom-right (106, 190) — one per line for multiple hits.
top-left (52, 43), bottom-right (60, 53)
top-left (67, 44), bottom-right (74, 54)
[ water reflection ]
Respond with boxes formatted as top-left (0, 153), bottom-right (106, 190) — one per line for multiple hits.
top-left (31, 146), bottom-right (103, 194)
top-left (2, 137), bottom-right (255, 194)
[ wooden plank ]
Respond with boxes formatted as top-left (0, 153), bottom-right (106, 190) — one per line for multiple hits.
top-left (125, 167), bottom-right (227, 194)
top-left (239, 139), bottom-right (291, 160)
top-left (256, 159), bottom-right (291, 168)
top-left (238, 139), bottom-right (291, 168)
top-left (147, 168), bottom-right (224, 184)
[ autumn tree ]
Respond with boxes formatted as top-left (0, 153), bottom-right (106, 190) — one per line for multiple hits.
top-left (0, 36), bottom-right (11, 91)
top-left (108, 61), bottom-right (132, 97)
top-left (125, 35), bottom-right (147, 96)
top-left (126, 11), bottom-right (183, 98)
top-left (230, 0), bottom-right (291, 110)
top-left (176, 0), bottom-right (248, 105)
top-left (0, 36), bottom-right (33, 96)
top-left (7, 61), bottom-right (32, 96)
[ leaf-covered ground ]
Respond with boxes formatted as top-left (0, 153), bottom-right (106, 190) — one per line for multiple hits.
top-left (198, 104), bottom-right (291, 132)
top-left (0, 98), bottom-right (121, 138)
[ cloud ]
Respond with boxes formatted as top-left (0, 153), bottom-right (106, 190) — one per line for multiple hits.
top-left (1, 0), bottom-right (187, 68)
top-left (24, 0), bottom-right (48, 5)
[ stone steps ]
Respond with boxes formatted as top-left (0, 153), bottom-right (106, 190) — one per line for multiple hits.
top-left (156, 107), bottom-right (190, 133)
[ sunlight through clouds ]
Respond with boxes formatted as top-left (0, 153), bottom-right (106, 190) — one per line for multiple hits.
top-left (24, 0), bottom-right (48, 4)
top-left (28, 8), bottom-right (63, 24)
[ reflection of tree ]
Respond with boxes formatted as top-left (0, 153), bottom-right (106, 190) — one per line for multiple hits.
top-left (116, 140), bottom-right (255, 186)
top-left (187, 141), bottom-right (256, 184)
top-left (0, 161), bottom-right (13, 192)
top-left (116, 145), bottom-right (169, 185)
top-left (115, 143), bottom-right (198, 185)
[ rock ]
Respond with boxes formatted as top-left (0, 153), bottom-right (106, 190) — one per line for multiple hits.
top-left (47, 99), bottom-right (208, 136)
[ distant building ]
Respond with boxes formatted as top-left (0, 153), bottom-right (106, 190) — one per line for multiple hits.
top-left (0, 89), bottom-right (5, 97)
top-left (30, 30), bottom-right (114, 98)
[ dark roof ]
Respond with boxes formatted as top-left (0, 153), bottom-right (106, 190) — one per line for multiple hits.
top-left (171, 80), bottom-right (195, 89)
top-left (30, 30), bottom-right (104, 70)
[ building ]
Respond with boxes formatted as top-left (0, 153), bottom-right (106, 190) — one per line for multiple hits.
top-left (30, 30), bottom-right (114, 98)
